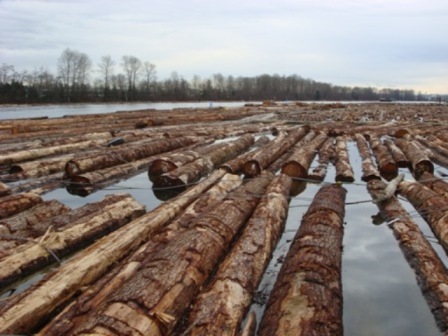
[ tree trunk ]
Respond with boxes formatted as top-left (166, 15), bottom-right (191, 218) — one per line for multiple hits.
top-left (258, 184), bottom-right (346, 336)
top-left (383, 138), bottom-right (409, 168)
top-left (0, 181), bottom-right (11, 197)
top-left (418, 171), bottom-right (448, 199)
top-left (9, 172), bottom-right (65, 195)
top-left (395, 138), bottom-right (434, 179)
top-left (0, 192), bottom-right (43, 220)
top-left (334, 136), bottom-right (355, 182)
top-left (368, 134), bottom-right (398, 180)
top-left (8, 153), bottom-right (77, 179)
top-left (308, 138), bottom-right (335, 182)
top-left (185, 174), bottom-right (291, 336)
top-left (354, 133), bottom-right (381, 182)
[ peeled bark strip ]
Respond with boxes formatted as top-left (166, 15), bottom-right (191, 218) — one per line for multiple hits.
top-left (368, 134), bottom-right (398, 180)
top-left (153, 134), bottom-right (254, 188)
top-left (383, 138), bottom-right (409, 168)
top-left (0, 169), bottom-right (227, 334)
top-left (281, 133), bottom-right (328, 179)
top-left (0, 192), bottom-right (43, 220)
top-left (0, 181), bottom-right (11, 197)
top-left (65, 136), bottom-right (200, 177)
top-left (258, 184), bottom-right (346, 336)
top-left (395, 138), bottom-right (434, 179)
top-left (399, 180), bottom-right (448, 255)
top-left (367, 179), bottom-right (448, 332)
top-left (242, 126), bottom-right (309, 178)
top-left (334, 136), bottom-right (355, 182)
top-left (54, 174), bottom-right (272, 336)
top-left (0, 193), bottom-right (146, 288)
top-left (354, 133), bottom-right (381, 182)
top-left (185, 174), bottom-right (291, 336)
top-left (308, 138), bottom-right (335, 182)
top-left (419, 171), bottom-right (448, 199)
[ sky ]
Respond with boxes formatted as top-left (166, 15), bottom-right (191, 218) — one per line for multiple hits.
top-left (1, 0), bottom-right (447, 94)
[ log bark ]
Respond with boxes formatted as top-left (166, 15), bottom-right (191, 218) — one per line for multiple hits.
top-left (399, 180), bottom-right (448, 255)
top-left (308, 138), bottom-right (335, 182)
top-left (334, 136), bottom-right (355, 182)
top-left (0, 169), bottom-right (227, 334)
top-left (185, 174), bottom-right (291, 336)
top-left (0, 181), bottom-right (11, 197)
top-left (9, 172), bottom-right (65, 195)
top-left (419, 171), bottom-right (448, 199)
top-left (258, 184), bottom-right (346, 336)
top-left (367, 179), bottom-right (448, 332)
top-left (368, 134), bottom-right (398, 180)
top-left (45, 174), bottom-right (273, 336)
top-left (354, 133), bottom-right (381, 182)
top-left (242, 126), bottom-right (309, 178)
top-left (395, 138), bottom-right (434, 179)
top-left (383, 138), bottom-right (409, 168)
top-left (8, 153), bottom-right (77, 179)
top-left (0, 192), bottom-right (43, 220)
top-left (0, 193), bottom-right (146, 288)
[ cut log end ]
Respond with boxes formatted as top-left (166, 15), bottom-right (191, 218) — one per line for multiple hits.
top-left (67, 176), bottom-right (93, 197)
top-left (65, 161), bottom-right (80, 178)
top-left (148, 159), bottom-right (179, 176)
top-left (281, 162), bottom-right (307, 179)
top-left (414, 160), bottom-right (435, 180)
top-left (242, 160), bottom-right (262, 178)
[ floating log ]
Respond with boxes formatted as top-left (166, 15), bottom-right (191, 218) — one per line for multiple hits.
top-left (8, 153), bottom-right (77, 179)
top-left (242, 126), bottom-right (309, 178)
top-left (9, 172), bottom-right (65, 195)
top-left (65, 136), bottom-right (200, 177)
top-left (258, 184), bottom-right (346, 336)
top-left (416, 135), bottom-right (448, 158)
top-left (383, 138), bottom-right (409, 168)
top-left (43, 174), bottom-right (273, 336)
top-left (153, 134), bottom-right (254, 188)
top-left (308, 138), bottom-right (335, 182)
top-left (399, 180), bottom-right (448, 255)
top-left (334, 136), bottom-right (355, 182)
top-left (395, 138), bottom-right (434, 179)
top-left (367, 179), bottom-right (448, 332)
top-left (281, 133), bottom-right (328, 179)
top-left (0, 181), bottom-right (11, 197)
top-left (0, 192), bottom-right (43, 220)
top-left (0, 169), bottom-right (227, 334)
top-left (368, 134), bottom-right (398, 180)
top-left (354, 133), bottom-right (381, 182)
top-left (419, 171), bottom-right (448, 199)
top-left (185, 174), bottom-right (291, 335)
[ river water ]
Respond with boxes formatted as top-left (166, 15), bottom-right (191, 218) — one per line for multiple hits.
top-left (0, 103), bottom-right (445, 335)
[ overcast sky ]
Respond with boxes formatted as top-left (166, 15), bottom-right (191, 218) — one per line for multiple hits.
top-left (1, 0), bottom-right (447, 93)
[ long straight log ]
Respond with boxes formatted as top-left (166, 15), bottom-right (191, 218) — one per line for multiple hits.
top-left (383, 138), bottom-right (409, 168)
top-left (367, 179), bottom-right (448, 332)
top-left (355, 133), bottom-right (381, 182)
top-left (8, 153), bottom-right (77, 179)
top-left (50, 174), bottom-right (273, 336)
top-left (9, 172), bottom-right (65, 195)
top-left (242, 126), bottom-right (309, 178)
top-left (395, 138), bottom-right (434, 179)
top-left (368, 134), bottom-right (398, 180)
top-left (0, 192), bottom-right (43, 220)
top-left (399, 180), bottom-right (448, 255)
top-left (185, 174), bottom-right (291, 336)
top-left (258, 184), bottom-right (346, 336)
top-left (0, 169), bottom-right (227, 334)
top-left (334, 136), bottom-right (355, 182)
top-left (419, 171), bottom-right (448, 199)
top-left (308, 138), bottom-right (335, 182)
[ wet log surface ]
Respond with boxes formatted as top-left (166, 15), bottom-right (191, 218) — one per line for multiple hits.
top-left (0, 192), bottom-right (43, 219)
top-left (334, 136), bottom-right (355, 182)
top-left (395, 138), bottom-right (434, 179)
top-left (383, 138), bottom-right (409, 168)
top-left (355, 133), bottom-right (381, 182)
top-left (368, 134), bottom-right (398, 180)
top-left (308, 138), bottom-right (335, 182)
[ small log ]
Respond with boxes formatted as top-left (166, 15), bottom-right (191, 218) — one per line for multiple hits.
top-left (308, 138), bottom-right (335, 182)
top-left (368, 134), bottom-right (398, 180)
top-left (258, 184), bottom-right (346, 336)
top-left (383, 138), bottom-right (409, 168)
top-left (419, 171), bottom-right (448, 199)
top-left (399, 180), bottom-right (448, 255)
top-left (0, 169), bottom-right (227, 334)
top-left (185, 174), bottom-right (291, 335)
top-left (395, 138), bottom-right (434, 179)
top-left (367, 179), bottom-right (448, 332)
top-left (354, 133), bottom-right (381, 182)
top-left (0, 192), bottom-right (43, 220)
top-left (0, 181), bottom-right (11, 197)
top-left (334, 136), bottom-right (355, 182)
top-left (242, 126), bottom-right (309, 178)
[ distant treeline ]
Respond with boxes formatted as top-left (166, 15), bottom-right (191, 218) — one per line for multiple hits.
top-left (0, 49), bottom-right (443, 104)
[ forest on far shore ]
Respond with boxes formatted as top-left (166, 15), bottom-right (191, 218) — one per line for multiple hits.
top-left (1, 48), bottom-right (445, 104)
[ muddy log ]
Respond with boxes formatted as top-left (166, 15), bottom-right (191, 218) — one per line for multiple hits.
top-left (153, 134), bottom-right (254, 188)
top-left (242, 126), bottom-right (309, 178)
top-left (0, 192), bottom-right (43, 220)
top-left (354, 133), bottom-right (381, 182)
top-left (0, 181), bottom-right (11, 197)
top-left (258, 184), bottom-right (346, 336)
top-left (0, 169), bottom-right (227, 334)
top-left (185, 174), bottom-right (291, 336)
top-left (419, 171), bottom-right (448, 199)
top-left (334, 136), bottom-right (355, 183)
top-left (395, 138), bottom-right (434, 179)
top-left (44, 174), bottom-right (273, 336)
top-left (383, 138), bottom-right (409, 168)
top-left (308, 138), bottom-right (335, 182)
top-left (65, 136), bottom-right (200, 177)
top-left (399, 180), bottom-right (448, 255)
top-left (367, 179), bottom-right (448, 331)
top-left (368, 134), bottom-right (398, 180)
top-left (281, 133), bottom-right (328, 179)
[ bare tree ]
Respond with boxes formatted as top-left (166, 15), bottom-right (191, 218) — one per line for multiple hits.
top-left (141, 61), bottom-right (156, 97)
top-left (98, 55), bottom-right (115, 89)
top-left (122, 55), bottom-right (142, 98)
top-left (0, 63), bottom-right (15, 84)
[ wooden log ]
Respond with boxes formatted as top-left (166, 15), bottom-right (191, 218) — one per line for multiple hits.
top-left (0, 192), bottom-right (43, 220)
top-left (383, 138), bottom-right (409, 168)
top-left (185, 174), bottom-right (291, 336)
top-left (242, 126), bottom-right (309, 178)
top-left (395, 138), bottom-right (434, 179)
top-left (354, 133), bottom-right (381, 182)
top-left (416, 135), bottom-right (448, 158)
top-left (46, 174), bottom-right (273, 336)
top-left (281, 133), bottom-right (328, 179)
top-left (0, 169), bottom-right (227, 334)
top-left (0, 181), bottom-right (11, 197)
top-left (367, 179), bottom-right (448, 332)
top-left (65, 136), bottom-right (200, 177)
top-left (334, 136), bottom-right (355, 182)
top-left (258, 184), bottom-right (346, 336)
top-left (8, 153), bottom-right (77, 179)
top-left (368, 134), bottom-right (398, 180)
top-left (308, 138), bottom-right (335, 182)
top-left (153, 134), bottom-right (254, 188)
top-left (419, 171), bottom-right (448, 199)
top-left (399, 180), bottom-right (448, 255)
top-left (9, 172), bottom-right (65, 195)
